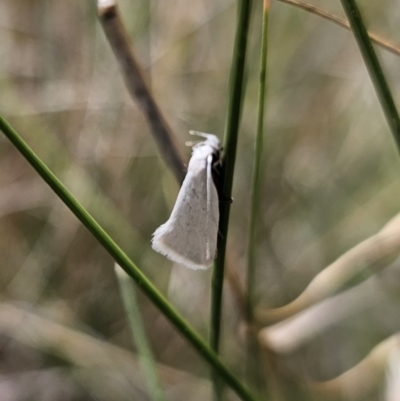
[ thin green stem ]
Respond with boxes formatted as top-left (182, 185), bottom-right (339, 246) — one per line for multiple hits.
top-left (0, 115), bottom-right (260, 401)
top-left (210, 0), bottom-right (253, 398)
top-left (115, 264), bottom-right (167, 401)
top-left (246, 0), bottom-right (269, 392)
top-left (247, 0), bottom-right (269, 329)
top-left (340, 0), bottom-right (400, 150)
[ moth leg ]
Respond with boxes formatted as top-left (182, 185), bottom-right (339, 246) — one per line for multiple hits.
top-left (219, 197), bottom-right (233, 204)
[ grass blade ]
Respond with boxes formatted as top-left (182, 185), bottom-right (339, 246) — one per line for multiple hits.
top-left (210, 0), bottom-right (253, 398)
top-left (247, 0), bottom-right (269, 328)
top-left (115, 264), bottom-right (167, 401)
top-left (246, 0), bottom-right (270, 393)
top-left (340, 0), bottom-right (400, 150)
top-left (0, 115), bottom-right (260, 401)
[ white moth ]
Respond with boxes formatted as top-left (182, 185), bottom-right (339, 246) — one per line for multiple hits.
top-left (152, 131), bottom-right (221, 270)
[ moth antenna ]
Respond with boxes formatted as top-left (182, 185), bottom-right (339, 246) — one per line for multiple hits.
top-left (185, 140), bottom-right (201, 147)
top-left (189, 130), bottom-right (214, 139)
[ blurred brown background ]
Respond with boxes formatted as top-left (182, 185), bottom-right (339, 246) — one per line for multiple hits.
top-left (0, 0), bottom-right (400, 400)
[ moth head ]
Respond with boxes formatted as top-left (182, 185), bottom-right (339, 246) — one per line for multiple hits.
top-left (188, 131), bottom-right (221, 153)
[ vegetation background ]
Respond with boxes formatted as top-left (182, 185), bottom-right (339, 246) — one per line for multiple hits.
top-left (0, 0), bottom-right (399, 400)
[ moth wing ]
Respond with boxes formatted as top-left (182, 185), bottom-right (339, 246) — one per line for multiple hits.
top-left (152, 163), bottom-right (218, 270)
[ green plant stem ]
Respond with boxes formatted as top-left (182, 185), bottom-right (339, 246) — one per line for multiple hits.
top-left (246, 0), bottom-right (269, 392)
top-left (340, 0), bottom-right (400, 150)
top-left (0, 115), bottom-right (260, 401)
top-left (115, 264), bottom-right (166, 401)
top-left (210, 0), bottom-right (253, 398)
top-left (247, 0), bottom-right (269, 330)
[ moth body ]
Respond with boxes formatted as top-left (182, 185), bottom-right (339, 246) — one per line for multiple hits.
top-left (151, 132), bottom-right (221, 270)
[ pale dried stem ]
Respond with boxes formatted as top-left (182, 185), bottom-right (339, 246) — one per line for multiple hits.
top-left (384, 346), bottom-right (400, 401)
top-left (0, 302), bottom-right (210, 400)
top-left (257, 213), bottom-right (400, 324)
top-left (0, 180), bottom-right (52, 217)
top-left (308, 335), bottom-right (400, 399)
top-left (258, 272), bottom-right (391, 353)
top-left (98, 1), bottom-right (185, 183)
